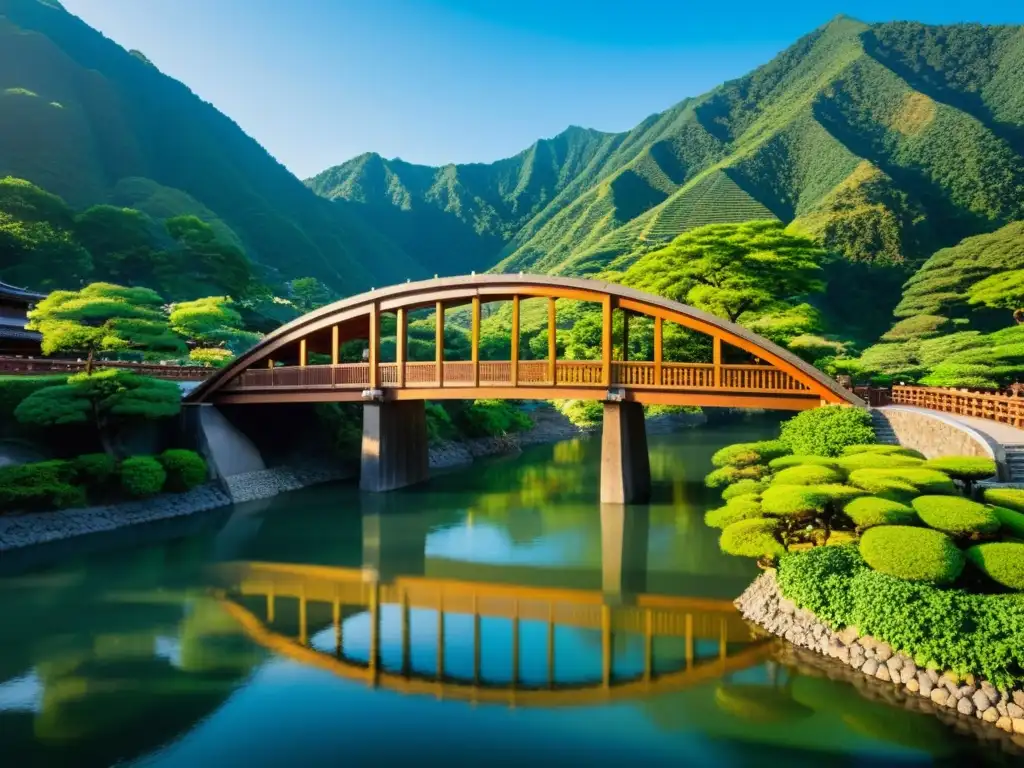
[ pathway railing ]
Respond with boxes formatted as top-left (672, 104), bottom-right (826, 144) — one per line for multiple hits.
top-left (891, 385), bottom-right (1024, 428)
top-left (0, 355), bottom-right (212, 380)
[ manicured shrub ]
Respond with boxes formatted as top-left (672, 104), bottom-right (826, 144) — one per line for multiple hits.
top-left (842, 444), bottom-right (926, 459)
top-left (779, 406), bottom-right (876, 457)
top-left (771, 464), bottom-right (845, 486)
top-left (983, 487), bottom-right (1024, 513)
top-left (0, 459), bottom-right (86, 512)
top-left (922, 456), bottom-right (997, 490)
top-left (72, 453), bottom-right (117, 491)
top-left (844, 496), bottom-right (917, 529)
top-left (721, 478), bottom-right (769, 501)
top-left (993, 506), bottom-right (1024, 539)
top-left (849, 468), bottom-right (957, 497)
top-left (834, 453), bottom-right (923, 471)
top-left (965, 543), bottom-right (1024, 591)
top-left (705, 496), bottom-right (764, 529)
top-left (809, 484), bottom-right (867, 508)
top-left (711, 440), bottom-right (791, 468)
top-left (911, 496), bottom-right (1000, 538)
top-left (704, 464), bottom-right (770, 489)
top-left (777, 545), bottom-right (1024, 688)
top-left (859, 526), bottom-right (965, 584)
top-left (761, 485), bottom-right (830, 518)
top-left (719, 518), bottom-right (785, 559)
top-left (768, 455), bottom-right (842, 470)
top-left (158, 449), bottom-right (208, 491)
top-left (119, 456), bottom-right (167, 498)
top-left (0, 459), bottom-right (74, 487)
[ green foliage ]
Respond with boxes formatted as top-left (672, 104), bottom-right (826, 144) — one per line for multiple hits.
top-left (842, 444), bottom-right (925, 459)
top-left (719, 518), bottom-right (785, 560)
top-left (169, 295), bottom-right (260, 360)
top-left (767, 454), bottom-right (842, 470)
top-left (859, 526), bottom-right (965, 584)
top-left (911, 495), bottom-right (1001, 538)
top-left (0, 459), bottom-right (84, 512)
top-left (843, 496), bottom-right (917, 529)
top-left (71, 452), bottom-right (116, 494)
top-left (983, 487), bottom-right (1024, 514)
top-left (424, 402), bottom-right (456, 443)
top-left (0, 375), bottom-right (66, 432)
top-left (761, 485), bottom-right (831, 519)
top-left (157, 449), bottom-right (208, 492)
top-left (711, 440), bottom-right (790, 468)
top-left (921, 456), bottom-right (997, 486)
top-left (288, 277), bottom-right (336, 313)
top-left (771, 464), bottom-right (845, 486)
top-left (705, 496), bottom-right (764, 528)
top-left (967, 270), bottom-right (1024, 323)
top-left (452, 400), bottom-right (532, 438)
top-left (834, 452), bottom-right (923, 470)
top-left (777, 545), bottom-right (1024, 687)
top-left (554, 399), bottom-right (603, 428)
top-left (779, 406), bottom-right (876, 457)
top-left (965, 543), bottom-right (1024, 591)
top-left (721, 478), bottom-right (769, 500)
top-left (118, 456), bottom-right (167, 498)
top-left (993, 507), bottom-right (1024, 540)
top-left (849, 468), bottom-right (957, 497)
top-left (704, 463), bottom-right (771, 489)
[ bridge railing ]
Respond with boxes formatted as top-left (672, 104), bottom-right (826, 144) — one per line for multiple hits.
top-left (222, 360), bottom-right (812, 394)
top-left (0, 355), bottom-right (211, 380)
top-left (892, 385), bottom-right (1024, 428)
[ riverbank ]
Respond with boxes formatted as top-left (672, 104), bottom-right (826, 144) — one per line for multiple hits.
top-left (737, 570), bottom-right (1024, 754)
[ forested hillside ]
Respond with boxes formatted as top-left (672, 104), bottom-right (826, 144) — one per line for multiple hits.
top-left (0, 0), bottom-right (423, 294)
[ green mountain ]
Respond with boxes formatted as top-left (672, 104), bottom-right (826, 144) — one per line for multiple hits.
top-left (0, 0), bottom-right (422, 293)
top-left (312, 17), bottom-right (1024, 282)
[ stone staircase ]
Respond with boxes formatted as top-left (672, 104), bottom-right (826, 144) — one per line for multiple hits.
top-left (1005, 445), bottom-right (1024, 483)
top-left (870, 410), bottom-right (899, 445)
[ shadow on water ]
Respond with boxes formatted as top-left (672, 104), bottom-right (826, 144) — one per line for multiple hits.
top-left (0, 416), bottom-right (1011, 766)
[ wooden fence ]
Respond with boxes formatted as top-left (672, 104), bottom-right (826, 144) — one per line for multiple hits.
top-left (0, 356), bottom-right (212, 381)
top-left (891, 385), bottom-right (1024, 429)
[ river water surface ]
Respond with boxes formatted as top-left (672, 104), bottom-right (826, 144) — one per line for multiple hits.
top-left (0, 420), bottom-right (1007, 766)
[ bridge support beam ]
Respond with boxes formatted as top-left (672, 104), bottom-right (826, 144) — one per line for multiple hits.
top-left (601, 504), bottom-right (649, 603)
top-left (600, 401), bottom-right (651, 504)
top-left (360, 400), bottom-right (429, 492)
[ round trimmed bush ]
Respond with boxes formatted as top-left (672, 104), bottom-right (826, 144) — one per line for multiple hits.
top-left (72, 453), bottom-right (117, 495)
top-left (720, 518), bottom-right (785, 559)
top-left (992, 506), bottom-right (1024, 539)
top-left (705, 464), bottom-right (770, 489)
top-left (859, 526), bottom-right (965, 584)
top-left (844, 497), bottom-right (917, 529)
top-left (983, 487), bottom-right (1024, 514)
top-left (768, 455), bottom-right (842, 470)
top-left (158, 449), bottom-right (208, 492)
top-left (119, 456), bottom-right (167, 498)
top-left (842, 444), bottom-right (926, 459)
top-left (848, 468), bottom-right (956, 497)
top-left (779, 406), bottom-right (876, 457)
top-left (965, 543), bottom-right (1024, 591)
top-left (705, 496), bottom-right (764, 528)
top-left (771, 464), bottom-right (845, 486)
top-left (808, 484), bottom-right (867, 508)
top-left (922, 456), bottom-right (997, 484)
top-left (911, 496), bottom-right (1000, 538)
top-left (721, 478), bottom-right (769, 501)
top-left (711, 440), bottom-right (791, 468)
top-left (834, 453), bottom-right (923, 471)
top-left (761, 485), bottom-right (830, 518)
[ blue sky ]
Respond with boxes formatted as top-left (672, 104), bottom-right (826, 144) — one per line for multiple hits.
top-left (60, 0), bottom-right (1024, 178)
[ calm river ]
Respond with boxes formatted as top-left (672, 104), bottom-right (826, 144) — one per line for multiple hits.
top-left (0, 420), bottom-right (1003, 766)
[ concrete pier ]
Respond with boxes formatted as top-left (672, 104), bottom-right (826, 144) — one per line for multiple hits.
top-left (360, 401), bottom-right (430, 492)
top-left (600, 401), bottom-right (651, 504)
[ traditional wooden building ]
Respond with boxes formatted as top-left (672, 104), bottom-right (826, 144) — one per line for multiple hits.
top-left (0, 280), bottom-right (45, 356)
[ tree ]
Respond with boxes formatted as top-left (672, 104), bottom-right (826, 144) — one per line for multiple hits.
top-left (27, 283), bottom-right (185, 373)
top-left (165, 215), bottom-right (254, 298)
top-left (73, 205), bottom-right (166, 284)
top-left (169, 296), bottom-right (261, 366)
top-left (288, 277), bottom-right (335, 314)
top-left (968, 270), bottom-right (1024, 325)
top-left (14, 369), bottom-right (181, 457)
top-left (621, 221), bottom-right (826, 323)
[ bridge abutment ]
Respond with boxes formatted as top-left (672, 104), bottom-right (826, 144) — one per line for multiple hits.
top-left (360, 401), bottom-right (430, 492)
top-left (600, 401), bottom-right (651, 504)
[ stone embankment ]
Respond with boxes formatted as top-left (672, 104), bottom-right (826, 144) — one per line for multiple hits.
top-left (737, 571), bottom-right (1024, 753)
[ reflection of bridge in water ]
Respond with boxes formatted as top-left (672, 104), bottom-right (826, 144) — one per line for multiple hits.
top-left (217, 560), bottom-right (770, 707)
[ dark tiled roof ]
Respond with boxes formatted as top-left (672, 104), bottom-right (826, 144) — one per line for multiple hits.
top-left (0, 327), bottom-right (42, 341)
top-left (0, 280), bottom-right (45, 302)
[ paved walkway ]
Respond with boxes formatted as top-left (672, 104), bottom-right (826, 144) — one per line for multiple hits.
top-left (881, 405), bottom-right (1024, 446)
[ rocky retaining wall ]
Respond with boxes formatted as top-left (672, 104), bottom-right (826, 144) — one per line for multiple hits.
top-left (737, 571), bottom-right (1024, 752)
top-left (221, 463), bottom-right (355, 503)
top-left (874, 407), bottom-right (996, 461)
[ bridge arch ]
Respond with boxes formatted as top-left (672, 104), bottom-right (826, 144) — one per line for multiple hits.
top-left (187, 274), bottom-right (861, 410)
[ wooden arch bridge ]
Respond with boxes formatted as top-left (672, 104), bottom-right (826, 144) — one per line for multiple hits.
top-left (184, 275), bottom-right (862, 500)
top-left (216, 561), bottom-right (771, 707)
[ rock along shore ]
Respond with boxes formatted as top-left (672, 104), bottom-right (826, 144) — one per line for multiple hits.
top-left (737, 570), bottom-right (1024, 754)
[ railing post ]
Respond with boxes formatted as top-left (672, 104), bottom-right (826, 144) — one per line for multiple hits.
top-left (331, 325), bottom-right (339, 365)
top-left (548, 297), bottom-right (557, 386)
top-left (435, 300), bottom-right (445, 387)
top-left (299, 338), bottom-right (307, 368)
top-left (471, 296), bottom-right (480, 388)
top-left (713, 336), bottom-right (722, 389)
top-left (621, 310), bottom-right (629, 362)
top-left (396, 307), bottom-right (407, 388)
top-left (602, 294), bottom-right (613, 387)
top-left (653, 316), bottom-right (663, 387)
top-left (369, 301), bottom-right (380, 389)
top-left (511, 295), bottom-right (520, 387)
